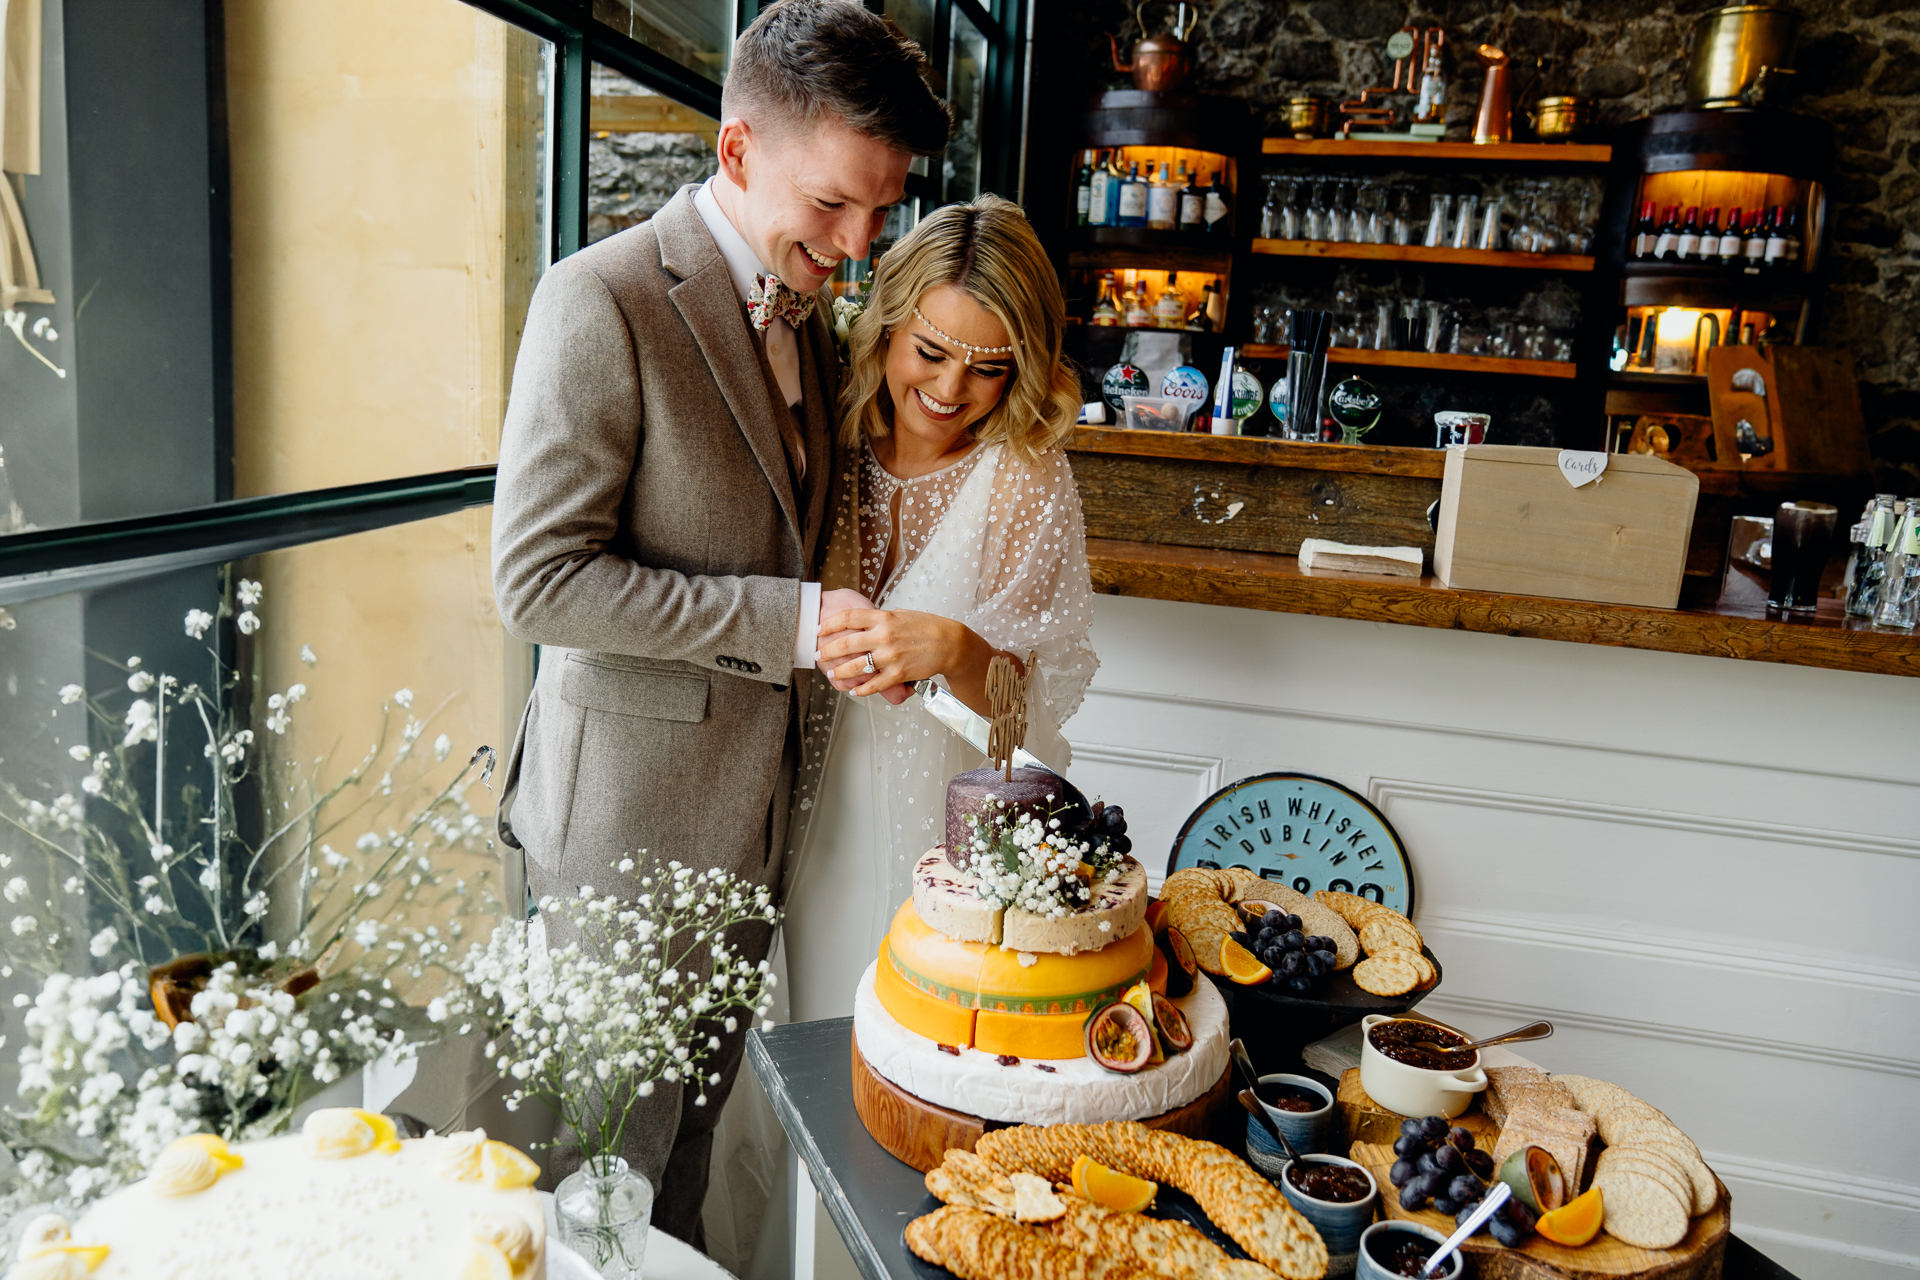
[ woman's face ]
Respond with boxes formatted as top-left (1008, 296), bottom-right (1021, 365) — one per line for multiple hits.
top-left (883, 284), bottom-right (1015, 453)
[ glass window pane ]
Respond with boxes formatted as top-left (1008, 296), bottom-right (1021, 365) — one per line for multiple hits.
top-left (883, 0), bottom-right (934, 52)
top-left (946, 9), bottom-right (989, 203)
top-left (592, 0), bottom-right (732, 85)
top-left (223, 1), bottom-right (549, 499)
top-left (0, 506), bottom-right (522, 1118)
top-left (589, 65), bottom-right (720, 245)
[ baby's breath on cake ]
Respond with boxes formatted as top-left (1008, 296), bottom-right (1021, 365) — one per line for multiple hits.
top-left (961, 795), bottom-right (1121, 919)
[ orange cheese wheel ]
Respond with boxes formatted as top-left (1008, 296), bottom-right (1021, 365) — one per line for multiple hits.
top-left (873, 944), bottom-right (976, 1047)
top-left (1148, 944), bottom-right (1168, 996)
top-left (974, 1006), bottom-right (1096, 1059)
top-left (885, 898), bottom-right (1153, 1015)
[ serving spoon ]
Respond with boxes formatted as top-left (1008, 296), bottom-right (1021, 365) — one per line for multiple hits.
top-left (1420, 1180), bottom-right (1511, 1277)
top-left (1413, 1019), bottom-right (1553, 1056)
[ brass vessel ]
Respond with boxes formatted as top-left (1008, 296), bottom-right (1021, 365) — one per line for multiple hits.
top-left (1530, 95), bottom-right (1592, 141)
top-left (1472, 45), bottom-right (1512, 146)
top-left (1285, 96), bottom-right (1332, 139)
top-left (1685, 5), bottom-right (1801, 109)
top-left (1109, 2), bottom-right (1201, 94)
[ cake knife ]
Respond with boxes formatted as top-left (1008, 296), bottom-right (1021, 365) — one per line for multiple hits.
top-left (908, 680), bottom-right (1052, 774)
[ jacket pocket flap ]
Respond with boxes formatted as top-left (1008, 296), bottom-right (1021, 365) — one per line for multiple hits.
top-left (561, 658), bottom-right (709, 722)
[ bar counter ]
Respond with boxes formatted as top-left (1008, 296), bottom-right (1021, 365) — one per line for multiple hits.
top-left (1086, 538), bottom-right (1920, 679)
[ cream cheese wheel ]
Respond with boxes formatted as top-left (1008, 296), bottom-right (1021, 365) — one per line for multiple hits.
top-left (911, 849), bottom-right (1149, 955)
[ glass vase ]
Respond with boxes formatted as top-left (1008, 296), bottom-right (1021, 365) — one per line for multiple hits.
top-left (555, 1156), bottom-right (653, 1280)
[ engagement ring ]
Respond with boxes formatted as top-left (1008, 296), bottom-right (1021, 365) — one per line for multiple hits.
top-left (862, 654), bottom-right (876, 674)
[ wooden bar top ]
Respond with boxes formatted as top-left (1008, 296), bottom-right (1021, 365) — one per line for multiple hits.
top-left (1086, 538), bottom-right (1920, 679)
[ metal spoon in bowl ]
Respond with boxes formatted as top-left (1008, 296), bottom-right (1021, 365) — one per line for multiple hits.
top-left (1413, 1019), bottom-right (1554, 1057)
top-left (1237, 1087), bottom-right (1305, 1167)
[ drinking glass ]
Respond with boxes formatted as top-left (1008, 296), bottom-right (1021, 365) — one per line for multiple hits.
top-left (1477, 196), bottom-right (1504, 251)
top-left (1305, 181), bottom-right (1329, 241)
top-left (1279, 178), bottom-right (1302, 240)
top-left (1359, 180), bottom-right (1385, 244)
top-left (1392, 188), bottom-right (1415, 246)
top-left (1451, 194), bottom-right (1479, 249)
top-left (1252, 305), bottom-right (1278, 345)
top-left (1326, 181), bottom-right (1350, 243)
top-left (1489, 321), bottom-right (1516, 358)
top-left (1261, 176), bottom-right (1285, 239)
top-left (1425, 193), bottom-right (1452, 248)
top-left (1768, 502), bottom-right (1839, 613)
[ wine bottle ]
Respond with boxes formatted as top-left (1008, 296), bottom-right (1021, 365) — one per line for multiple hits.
top-left (1178, 166), bottom-right (1205, 232)
top-left (1674, 206), bottom-right (1701, 261)
top-left (1783, 207), bottom-right (1803, 269)
top-left (1632, 201), bottom-right (1658, 259)
top-left (1653, 205), bottom-right (1680, 261)
top-left (1743, 208), bottom-right (1767, 269)
top-left (1718, 208), bottom-right (1744, 266)
top-left (1073, 151), bottom-right (1094, 226)
top-left (1698, 207), bottom-right (1721, 260)
top-left (1204, 172), bottom-right (1231, 233)
top-left (1147, 162), bottom-right (1180, 231)
top-left (1763, 206), bottom-right (1787, 268)
top-left (1153, 272), bottom-right (1184, 327)
top-left (1117, 162), bottom-right (1149, 228)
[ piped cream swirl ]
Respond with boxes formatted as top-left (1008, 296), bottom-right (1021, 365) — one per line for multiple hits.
top-left (470, 1212), bottom-right (536, 1272)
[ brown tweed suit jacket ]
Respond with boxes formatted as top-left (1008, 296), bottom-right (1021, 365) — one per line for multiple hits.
top-left (491, 185), bottom-right (839, 904)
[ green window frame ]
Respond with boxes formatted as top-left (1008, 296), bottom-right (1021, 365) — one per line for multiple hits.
top-left (0, 0), bottom-right (1028, 602)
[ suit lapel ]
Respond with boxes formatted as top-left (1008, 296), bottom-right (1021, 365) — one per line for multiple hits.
top-left (796, 315), bottom-right (835, 561)
top-left (657, 191), bottom-right (801, 542)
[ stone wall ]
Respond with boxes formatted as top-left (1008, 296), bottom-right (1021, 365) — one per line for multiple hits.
top-left (1045, 0), bottom-right (1920, 487)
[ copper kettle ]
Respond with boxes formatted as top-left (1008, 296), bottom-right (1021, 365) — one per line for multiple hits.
top-left (1110, 2), bottom-right (1201, 94)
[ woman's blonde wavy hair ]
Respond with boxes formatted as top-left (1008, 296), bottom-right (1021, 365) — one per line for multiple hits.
top-left (839, 194), bottom-right (1080, 464)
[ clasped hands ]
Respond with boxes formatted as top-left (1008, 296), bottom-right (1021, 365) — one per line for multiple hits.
top-left (816, 587), bottom-right (994, 709)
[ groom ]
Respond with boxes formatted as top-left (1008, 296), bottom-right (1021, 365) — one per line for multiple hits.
top-left (490, 0), bottom-right (949, 1244)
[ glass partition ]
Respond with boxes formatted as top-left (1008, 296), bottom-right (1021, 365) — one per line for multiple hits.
top-left (945, 7), bottom-right (989, 203)
top-left (591, 0), bottom-right (733, 87)
top-left (589, 63), bottom-right (720, 244)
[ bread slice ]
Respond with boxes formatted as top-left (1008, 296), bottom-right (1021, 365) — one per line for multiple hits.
top-left (1485, 1069), bottom-right (1575, 1129)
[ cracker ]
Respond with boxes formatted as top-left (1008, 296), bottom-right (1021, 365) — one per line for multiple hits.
top-left (1357, 917), bottom-right (1423, 956)
top-left (1233, 879), bottom-right (1308, 912)
top-left (1599, 1148), bottom-right (1692, 1212)
top-left (1352, 949), bottom-right (1421, 996)
top-left (1162, 868), bottom-right (1231, 900)
top-left (1287, 899), bottom-right (1360, 969)
top-left (1593, 1166), bottom-right (1689, 1250)
top-left (1311, 890), bottom-right (1374, 928)
top-left (1619, 1139), bottom-right (1717, 1215)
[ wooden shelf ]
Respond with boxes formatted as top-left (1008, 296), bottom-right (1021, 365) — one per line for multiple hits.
top-left (1240, 345), bottom-right (1577, 379)
top-left (1069, 427), bottom-right (1445, 476)
top-left (1262, 138), bottom-right (1612, 164)
top-left (1252, 239), bottom-right (1595, 271)
top-left (1085, 538), bottom-right (1920, 679)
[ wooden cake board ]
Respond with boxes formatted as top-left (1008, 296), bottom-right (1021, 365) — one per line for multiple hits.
top-left (850, 1029), bottom-right (1232, 1173)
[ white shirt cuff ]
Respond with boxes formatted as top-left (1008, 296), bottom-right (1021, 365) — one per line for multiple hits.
top-left (794, 581), bottom-right (822, 669)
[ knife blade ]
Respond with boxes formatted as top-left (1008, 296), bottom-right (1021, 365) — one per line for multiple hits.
top-left (912, 680), bottom-right (1051, 774)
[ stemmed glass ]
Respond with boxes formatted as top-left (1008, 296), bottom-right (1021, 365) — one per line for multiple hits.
top-left (1325, 180), bottom-right (1350, 243)
top-left (1392, 188), bottom-right (1415, 246)
top-left (1304, 180), bottom-right (1329, 241)
top-left (1279, 178), bottom-right (1302, 240)
top-left (1261, 176), bottom-right (1285, 240)
top-left (1359, 181), bottom-right (1386, 244)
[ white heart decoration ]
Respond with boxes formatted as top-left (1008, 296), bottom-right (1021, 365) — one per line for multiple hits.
top-left (1557, 450), bottom-right (1608, 489)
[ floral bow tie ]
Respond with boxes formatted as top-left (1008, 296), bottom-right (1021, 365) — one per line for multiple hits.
top-left (747, 273), bottom-right (817, 331)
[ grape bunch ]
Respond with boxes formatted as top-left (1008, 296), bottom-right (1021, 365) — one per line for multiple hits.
top-left (1249, 908), bottom-right (1339, 996)
top-left (1388, 1117), bottom-right (1537, 1248)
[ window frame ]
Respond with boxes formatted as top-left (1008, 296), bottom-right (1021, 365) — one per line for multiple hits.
top-left (0, 0), bottom-right (1028, 593)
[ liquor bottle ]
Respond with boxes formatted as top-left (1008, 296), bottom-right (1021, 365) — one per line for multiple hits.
top-left (1413, 39), bottom-right (1447, 123)
top-left (1090, 271), bottom-right (1121, 326)
top-left (1178, 166), bottom-right (1206, 232)
top-left (1652, 205), bottom-right (1681, 261)
top-left (1204, 172), bottom-right (1231, 233)
top-left (1153, 272), bottom-right (1184, 327)
top-left (1632, 201), bottom-right (1658, 258)
top-left (1074, 151), bottom-right (1095, 226)
top-left (1117, 162), bottom-right (1149, 228)
top-left (1088, 151), bottom-right (1113, 226)
top-left (1743, 208), bottom-right (1767, 270)
top-left (1204, 278), bottom-right (1225, 331)
top-left (1147, 162), bottom-right (1180, 231)
top-left (1782, 207), bottom-right (1803, 269)
top-left (1872, 500), bottom-right (1920, 630)
top-left (1763, 206), bottom-right (1788, 268)
top-left (1124, 279), bottom-right (1153, 327)
top-left (1104, 152), bottom-right (1126, 225)
top-left (1718, 208), bottom-right (1744, 266)
top-left (1849, 495), bottom-right (1902, 617)
top-left (1698, 208), bottom-right (1721, 260)
top-left (1184, 284), bottom-right (1210, 330)
top-left (1674, 206), bottom-right (1701, 261)
top-left (1843, 494), bottom-right (1897, 610)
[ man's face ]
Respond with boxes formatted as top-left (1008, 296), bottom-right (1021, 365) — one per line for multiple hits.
top-left (719, 115), bottom-right (911, 293)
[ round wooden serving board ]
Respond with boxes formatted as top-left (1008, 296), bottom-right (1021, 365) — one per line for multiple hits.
top-left (851, 1029), bottom-right (1232, 1173)
top-left (1349, 1141), bottom-right (1730, 1280)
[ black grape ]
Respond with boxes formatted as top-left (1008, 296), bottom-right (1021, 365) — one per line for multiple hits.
top-left (1110, 835), bottom-right (1132, 854)
top-left (1279, 914), bottom-right (1302, 933)
top-left (1419, 1116), bottom-right (1451, 1141)
top-left (1286, 975), bottom-right (1315, 994)
top-left (1433, 1195), bottom-right (1460, 1216)
top-left (1504, 1201), bottom-right (1537, 1233)
top-left (1229, 931), bottom-right (1252, 949)
top-left (1433, 1144), bottom-right (1464, 1174)
top-left (1308, 936), bottom-right (1333, 952)
top-left (1413, 1171), bottom-right (1449, 1201)
top-left (1304, 953), bottom-right (1330, 978)
top-left (1448, 1175), bottom-right (1483, 1204)
top-left (1400, 1118), bottom-right (1426, 1140)
top-left (1390, 1159), bottom-right (1417, 1187)
top-left (1398, 1182), bottom-right (1428, 1212)
top-left (1454, 1203), bottom-right (1485, 1231)
top-left (1416, 1152), bottom-right (1439, 1175)
top-left (1282, 930), bottom-right (1308, 951)
top-left (1465, 1150), bottom-right (1495, 1180)
top-left (1255, 928), bottom-right (1277, 948)
top-left (1393, 1134), bottom-right (1425, 1159)
top-left (1447, 1126), bottom-right (1476, 1152)
top-left (1488, 1218), bottom-right (1526, 1249)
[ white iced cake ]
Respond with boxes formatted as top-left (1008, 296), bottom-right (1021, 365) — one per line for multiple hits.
top-left (58, 1110), bottom-right (544, 1280)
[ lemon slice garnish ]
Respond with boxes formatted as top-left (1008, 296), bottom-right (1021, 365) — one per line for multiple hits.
top-left (479, 1140), bottom-right (540, 1190)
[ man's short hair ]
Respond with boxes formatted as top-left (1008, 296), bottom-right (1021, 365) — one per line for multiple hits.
top-left (723, 0), bottom-right (952, 157)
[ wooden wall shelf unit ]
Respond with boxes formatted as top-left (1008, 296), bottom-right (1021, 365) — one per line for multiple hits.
top-left (1252, 239), bottom-right (1595, 272)
top-left (1262, 138), bottom-right (1612, 164)
top-left (1240, 345), bottom-right (1578, 379)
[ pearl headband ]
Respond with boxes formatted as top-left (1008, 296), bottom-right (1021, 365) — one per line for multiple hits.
top-left (911, 305), bottom-right (1016, 365)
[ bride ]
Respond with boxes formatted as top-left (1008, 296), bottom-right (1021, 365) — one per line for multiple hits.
top-left (782, 194), bottom-right (1098, 1023)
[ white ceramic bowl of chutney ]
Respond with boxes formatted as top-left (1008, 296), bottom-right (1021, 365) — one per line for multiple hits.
top-left (1358, 1014), bottom-right (1487, 1120)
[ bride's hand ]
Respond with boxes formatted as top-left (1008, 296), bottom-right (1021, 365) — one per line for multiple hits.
top-left (818, 608), bottom-right (990, 702)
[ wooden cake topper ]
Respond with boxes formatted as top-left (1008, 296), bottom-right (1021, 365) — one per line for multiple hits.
top-left (984, 652), bottom-right (1035, 781)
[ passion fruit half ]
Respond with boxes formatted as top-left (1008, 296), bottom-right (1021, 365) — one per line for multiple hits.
top-left (1084, 1000), bottom-right (1154, 1074)
top-left (1498, 1144), bottom-right (1568, 1215)
top-left (1150, 992), bottom-right (1193, 1054)
top-left (1157, 926), bottom-right (1197, 999)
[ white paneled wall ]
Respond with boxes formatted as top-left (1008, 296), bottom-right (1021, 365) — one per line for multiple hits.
top-left (1067, 594), bottom-right (1920, 1280)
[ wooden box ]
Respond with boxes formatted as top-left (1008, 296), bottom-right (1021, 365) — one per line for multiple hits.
top-left (1433, 446), bottom-right (1699, 609)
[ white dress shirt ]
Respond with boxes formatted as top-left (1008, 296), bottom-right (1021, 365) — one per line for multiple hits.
top-left (691, 177), bottom-right (821, 668)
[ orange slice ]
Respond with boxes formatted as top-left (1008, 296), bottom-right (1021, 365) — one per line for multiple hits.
top-left (1220, 937), bottom-right (1272, 985)
top-left (1537, 1187), bottom-right (1605, 1247)
top-left (1071, 1155), bottom-right (1157, 1213)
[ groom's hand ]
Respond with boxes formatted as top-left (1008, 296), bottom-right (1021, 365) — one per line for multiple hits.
top-left (817, 592), bottom-right (910, 704)
top-left (820, 608), bottom-right (987, 705)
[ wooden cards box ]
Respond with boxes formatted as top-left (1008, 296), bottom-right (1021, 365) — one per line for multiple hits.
top-left (1433, 446), bottom-right (1699, 609)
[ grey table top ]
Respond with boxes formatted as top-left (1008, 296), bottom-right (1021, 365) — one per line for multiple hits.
top-left (746, 1017), bottom-right (1802, 1280)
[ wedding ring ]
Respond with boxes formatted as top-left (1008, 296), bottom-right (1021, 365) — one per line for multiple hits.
top-left (862, 654), bottom-right (876, 674)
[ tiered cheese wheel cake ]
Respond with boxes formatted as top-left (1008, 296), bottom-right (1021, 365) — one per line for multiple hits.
top-left (59, 1110), bottom-right (545, 1280)
top-left (854, 767), bottom-right (1229, 1128)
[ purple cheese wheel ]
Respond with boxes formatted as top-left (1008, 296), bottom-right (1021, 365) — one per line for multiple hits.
top-left (943, 766), bottom-right (1087, 867)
